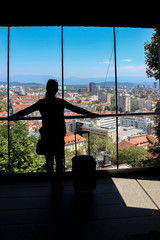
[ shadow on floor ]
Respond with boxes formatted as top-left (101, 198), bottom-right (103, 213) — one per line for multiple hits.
top-left (0, 174), bottom-right (160, 239)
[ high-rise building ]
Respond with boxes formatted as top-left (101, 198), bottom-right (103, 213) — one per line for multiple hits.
top-left (106, 93), bottom-right (112, 104)
top-left (154, 82), bottom-right (157, 88)
top-left (98, 92), bottom-right (112, 104)
top-left (98, 91), bottom-right (107, 103)
top-left (118, 93), bottom-right (131, 112)
top-left (19, 86), bottom-right (25, 96)
top-left (89, 82), bottom-right (96, 95)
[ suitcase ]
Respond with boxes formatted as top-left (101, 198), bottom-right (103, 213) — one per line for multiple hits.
top-left (72, 131), bottom-right (96, 191)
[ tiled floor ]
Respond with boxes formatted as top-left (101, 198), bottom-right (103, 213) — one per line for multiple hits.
top-left (1, 175), bottom-right (160, 239)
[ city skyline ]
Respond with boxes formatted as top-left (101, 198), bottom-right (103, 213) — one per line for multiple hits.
top-left (0, 73), bottom-right (159, 171)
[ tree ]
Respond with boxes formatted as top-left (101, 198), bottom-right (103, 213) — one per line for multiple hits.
top-left (144, 29), bottom-right (160, 86)
top-left (147, 101), bottom-right (160, 167)
top-left (0, 121), bottom-right (46, 173)
top-left (119, 146), bottom-right (150, 168)
top-left (9, 121), bottom-right (46, 173)
top-left (90, 135), bottom-right (104, 159)
top-left (0, 123), bottom-right (9, 172)
top-left (105, 104), bottom-right (116, 111)
top-left (84, 134), bottom-right (116, 161)
top-left (105, 96), bottom-right (116, 111)
top-left (96, 105), bottom-right (103, 113)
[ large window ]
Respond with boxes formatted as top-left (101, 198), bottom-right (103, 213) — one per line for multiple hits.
top-left (0, 26), bottom-right (158, 173)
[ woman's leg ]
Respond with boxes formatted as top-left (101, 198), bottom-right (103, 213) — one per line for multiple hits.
top-left (45, 153), bottom-right (54, 183)
top-left (55, 139), bottom-right (65, 187)
top-left (55, 154), bottom-right (64, 186)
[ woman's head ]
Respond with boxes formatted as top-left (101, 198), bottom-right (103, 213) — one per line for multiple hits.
top-left (46, 79), bottom-right (58, 98)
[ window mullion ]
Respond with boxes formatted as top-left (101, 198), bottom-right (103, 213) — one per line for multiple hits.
top-left (7, 26), bottom-right (10, 173)
top-left (113, 27), bottom-right (119, 170)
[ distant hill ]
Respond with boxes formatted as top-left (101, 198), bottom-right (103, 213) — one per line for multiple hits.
top-left (64, 76), bottom-right (155, 87)
top-left (95, 81), bottom-right (137, 87)
top-left (0, 74), bottom-right (156, 87)
top-left (0, 81), bottom-right (45, 87)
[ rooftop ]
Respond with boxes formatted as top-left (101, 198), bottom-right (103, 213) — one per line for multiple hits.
top-left (1, 171), bottom-right (160, 240)
top-left (118, 126), bottom-right (145, 140)
top-left (65, 131), bottom-right (86, 145)
top-left (118, 140), bottom-right (135, 150)
top-left (128, 135), bottom-right (151, 146)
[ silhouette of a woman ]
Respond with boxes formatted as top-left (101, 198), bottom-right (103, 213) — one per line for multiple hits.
top-left (10, 79), bottom-right (98, 190)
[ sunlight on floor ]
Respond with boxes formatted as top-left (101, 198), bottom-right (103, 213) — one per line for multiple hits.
top-left (112, 177), bottom-right (160, 210)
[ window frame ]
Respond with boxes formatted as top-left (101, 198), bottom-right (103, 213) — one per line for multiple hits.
top-left (0, 26), bottom-right (159, 173)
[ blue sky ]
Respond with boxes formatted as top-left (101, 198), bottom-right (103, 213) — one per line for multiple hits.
top-left (0, 26), bottom-right (155, 84)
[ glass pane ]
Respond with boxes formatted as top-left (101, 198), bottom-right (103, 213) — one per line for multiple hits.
top-left (9, 26), bottom-right (61, 116)
top-left (116, 27), bottom-right (159, 169)
top-left (0, 27), bottom-right (8, 118)
top-left (118, 115), bottom-right (157, 169)
top-left (0, 27), bottom-right (8, 172)
top-left (116, 27), bottom-right (156, 114)
top-left (9, 120), bottom-right (46, 173)
top-left (65, 117), bottom-right (117, 171)
top-left (63, 27), bottom-right (115, 116)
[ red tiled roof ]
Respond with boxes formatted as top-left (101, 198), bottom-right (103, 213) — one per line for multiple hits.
top-left (120, 135), bottom-right (157, 149)
top-left (128, 136), bottom-right (149, 145)
top-left (103, 110), bottom-right (120, 114)
top-left (14, 105), bottom-right (31, 112)
top-left (80, 101), bottom-right (92, 105)
top-left (64, 132), bottom-right (86, 146)
top-left (96, 102), bottom-right (109, 106)
top-left (118, 140), bottom-right (135, 150)
top-left (66, 100), bottom-right (78, 104)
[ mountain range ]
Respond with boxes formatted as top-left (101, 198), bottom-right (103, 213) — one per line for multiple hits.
top-left (0, 74), bottom-right (156, 87)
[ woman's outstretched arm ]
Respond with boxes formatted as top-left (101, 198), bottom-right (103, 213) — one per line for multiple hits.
top-left (64, 100), bottom-right (99, 117)
top-left (9, 101), bottom-right (40, 120)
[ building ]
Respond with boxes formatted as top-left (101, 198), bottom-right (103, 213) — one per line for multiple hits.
top-left (118, 140), bottom-right (135, 150)
top-left (76, 116), bottom-right (121, 142)
top-left (89, 82), bottom-right (96, 95)
top-left (132, 98), bottom-right (155, 111)
top-left (78, 88), bottom-right (87, 94)
top-left (80, 122), bottom-right (117, 142)
top-left (118, 126), bottom-right (145, 142)
top-left (64, 131), bottom-right (86, 152)
top-left (98, 92), bottom-right (112, 104)
top-left (19, 86), bottom-right (25, 96)
top-left (118, 93), bottom-right (131, 112)
top-left (100, 117), bottom-right (120, 130)
top-left (120, 116), bottom-right (154, 133)
top-left (119, 135), bottom-right (157, 150)
top-left (154, 81), bottom-right (157, 88)
top-left (98, 91), bottom-right (106, 103)
top-left (106, 93), bottom-right (112, 104)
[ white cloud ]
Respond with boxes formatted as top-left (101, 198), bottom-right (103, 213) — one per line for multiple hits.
top-left (104, 61), bottom-right (112, 64)
top-left (116, 64), bottom-right (146, 75)
top-left (122, 59), bottom-right (132, 62)
top-left (99, 59), bottom-right (112, 64)
top-left (103, 59), bottom-right (112, 64)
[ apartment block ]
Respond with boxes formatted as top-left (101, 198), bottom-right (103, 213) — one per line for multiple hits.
top-left (120, 116), bottom-right (154, 132)
top-left (117, 93), bottom-right (131, 112)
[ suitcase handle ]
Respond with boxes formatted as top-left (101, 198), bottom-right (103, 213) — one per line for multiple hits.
top-left (74, 131), bottom-right (90, 156)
